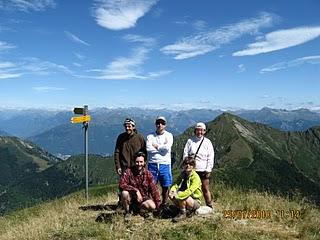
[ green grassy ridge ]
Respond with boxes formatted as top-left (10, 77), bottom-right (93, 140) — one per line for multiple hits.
top-left (0, 182), bottom-right (319, 240)
top-left (172, 113), bottom-right (320, 204)
top-left (0, 136), bottom-right (58, 186)
top-left (0, 154), bottom-right (117, 216)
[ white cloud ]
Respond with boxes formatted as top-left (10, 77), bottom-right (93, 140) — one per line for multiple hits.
top-left (192, 20), bottom-right (207, 31)
top-left (99, 47), bottom-right (151, 79)
top-left (93, 0), bottom-right (158, 30)
top-left (0, 61), bottom-right (21, 79)
top-left (0, 72), bottom-right (22, 79)
top-left (21, 57), bottom-right (73, 75)
top-left (73, 62), bottom-right (82, 67)
top-left (64, 31), bottom-right (90, 46)
top-left (260, 55), bottom-right (320, 73)
top-left (161, 12), bottom-right (275, 60)
top-left (0, 61), bottom-right (15, 68)
top-left (0, 41), bottom-right (16, 50)
top-left (122, 34), bottom-right (156, 46)
top-left (0, 0), bottom-right (56, 12)
top-left (74, 52), bottom-right (85, 60)
top-left (233, 26), bottom-right (320, 56)
top-left (0, 58), bottom-right (74, 79)
top-left (237, 64), bottom-right (246, 73)
top-left (32, 86), bottom-right (66, 92)
top-left (82, 34), bottom-right (170, 80)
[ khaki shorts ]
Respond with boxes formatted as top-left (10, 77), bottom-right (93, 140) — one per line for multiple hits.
top-left (196, 171), bottom-right (211, 180)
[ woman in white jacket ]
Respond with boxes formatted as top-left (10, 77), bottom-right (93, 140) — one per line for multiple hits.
top-left (183, 122), bottom-right (214, 208)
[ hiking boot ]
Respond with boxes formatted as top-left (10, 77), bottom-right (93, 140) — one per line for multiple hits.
top-left (143, 212), bottom-right (154, 221)
top-left (172, 211), bottom-right (187, 223)
top-left (124, 212), bottom-right (132, 222)
top-left (187, 208), bottom-right (197, 218)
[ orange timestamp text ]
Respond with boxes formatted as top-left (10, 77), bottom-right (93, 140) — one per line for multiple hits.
top-left (223, 209), bottom-right (301, 220)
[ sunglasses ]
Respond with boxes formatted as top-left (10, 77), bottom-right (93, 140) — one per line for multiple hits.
top-left (183, 162), bottom-right (194, 166)
top-left (156, 121), bottom-right (166, 125)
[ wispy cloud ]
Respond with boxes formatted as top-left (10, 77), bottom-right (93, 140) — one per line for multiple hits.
top-left (0, 41), bottom-right (16, 50)
top-left (82, 34), bottom-right (170, 80)
top-left (0, 61), bottom-right (15, 68)
top-left (161, 12), bottom-right (276, 60)
top-left (0, 58), bottom-right (74, 80)
top-left (64, 31), bottom-right (90, 46)
top-left (260, 55), bottom-right (320, 73)
top-left (237, 64), bottom-right (246, 73)
top-left (21, 57), bottom-right (73, 75)
top-left (192, 20), bottom-right (207, 31)
top-left (0, 61), bottom-right (21, 79)
top-left (32, 86), bottom-right (66, 92)
top-left (99, 47), bottom-right (149, 79)
top-left (74, 52), bottom-right (85, 60)
top-left (0, 0), bottom-right (56, 12)
top-left (93, 0), bottom-right (158, 30)
top-left (233, 26), bottom-right (320, 56)
top-left (122, 34), bottom-right (156, 46)
top-left (73, 62), bottom-right (82, 67)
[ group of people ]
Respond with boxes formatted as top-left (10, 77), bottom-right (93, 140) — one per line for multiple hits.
top-left (114, 116), bottom-right (215, 222)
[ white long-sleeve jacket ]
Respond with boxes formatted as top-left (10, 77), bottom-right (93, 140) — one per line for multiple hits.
top-left (146, 130), bottom-right (173, 165)
top-left (183, 136), bottom-right (214, 172)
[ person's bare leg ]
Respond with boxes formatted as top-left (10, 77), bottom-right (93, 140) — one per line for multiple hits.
top-left (202, 179), bottom-right (213, 207)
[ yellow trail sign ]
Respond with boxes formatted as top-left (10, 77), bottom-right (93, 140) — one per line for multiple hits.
top-left (71, 115), bottom-right (91, 124)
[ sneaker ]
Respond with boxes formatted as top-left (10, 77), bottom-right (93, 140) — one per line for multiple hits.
top-left (172, 211), bottom-right (187, 223)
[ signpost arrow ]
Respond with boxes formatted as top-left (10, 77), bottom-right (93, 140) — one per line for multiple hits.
top-left (70, 115), bottom-right (91, 124)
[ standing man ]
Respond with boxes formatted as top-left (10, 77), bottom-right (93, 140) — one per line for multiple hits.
top-left (147, 116), bottom-right (173, 206)
top-left (183, 122), bottom-right (214, 208)
top-left (114, 118), bottom-right (146, 176)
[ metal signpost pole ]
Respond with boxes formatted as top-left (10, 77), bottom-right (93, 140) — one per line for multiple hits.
top-left (83, 105), bottom-right (89, 202)
top-left (71, 106), bottom-right (91, 203)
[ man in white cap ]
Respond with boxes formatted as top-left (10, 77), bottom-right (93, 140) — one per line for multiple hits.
top-left (183, 122), bottom-right (214, 208)
top-left (146, 116), bottom-right (173, 206)
top-left (114, 118), bottom-right (146, 176)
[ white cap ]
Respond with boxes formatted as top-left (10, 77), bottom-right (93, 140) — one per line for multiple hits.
top-left (156, 116), bottom-right (167, 123)
top-left (195, 122), bottom-right (206, 130)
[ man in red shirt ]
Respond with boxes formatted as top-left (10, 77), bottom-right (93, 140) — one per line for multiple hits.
top-left (119, 151), bottom-right (161, 220)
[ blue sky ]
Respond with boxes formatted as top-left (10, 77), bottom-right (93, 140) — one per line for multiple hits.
top-left (0, 0), bottom-right (319, 110)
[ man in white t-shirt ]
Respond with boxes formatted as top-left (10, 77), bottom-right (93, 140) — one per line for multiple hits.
top-left (147, 116), bottom-right (173, 206)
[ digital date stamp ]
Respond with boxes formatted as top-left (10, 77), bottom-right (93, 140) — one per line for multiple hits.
top-left (223, 209), bottom-right (301, 220)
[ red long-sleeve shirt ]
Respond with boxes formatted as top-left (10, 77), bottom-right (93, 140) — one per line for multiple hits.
top-left (119, 167), bottom-right (161, 208)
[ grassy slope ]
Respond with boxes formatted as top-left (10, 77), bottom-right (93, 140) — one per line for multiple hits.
top-left (0, 182), bottom-right (319, 240)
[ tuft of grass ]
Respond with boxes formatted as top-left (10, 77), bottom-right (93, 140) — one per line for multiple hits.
top-left (0, 182), bottom-right (319, 240)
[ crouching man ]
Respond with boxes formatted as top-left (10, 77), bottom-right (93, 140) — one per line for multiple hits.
top-left (119, 151), bottom-right (161, 221)
top-left (169, 156), bottom-right (203, 222)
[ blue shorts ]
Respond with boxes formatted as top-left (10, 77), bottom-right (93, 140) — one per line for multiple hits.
top-left (148, 163), bottom-right (172, 187)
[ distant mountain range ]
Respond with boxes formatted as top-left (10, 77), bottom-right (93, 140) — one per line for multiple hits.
top-left (1, 113), bottom-right (319, 215)
top-left (1, 107), bottom-right (320, 156)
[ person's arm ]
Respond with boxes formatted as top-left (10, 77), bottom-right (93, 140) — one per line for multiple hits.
top-left (206, 139), bottom-right (215, 172)
top-left (119, 170), bottom-right (138, 193)
top-left (157, 132), bottom-right (173, 154)
top-left (114, 135), bottom-right (121, 174)
top-left (146, 134), bottom-right (158, 153)
top-left (176, 173), bottom-right (201, 200)
top-left (183, 139), bottom-right (191, 159)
